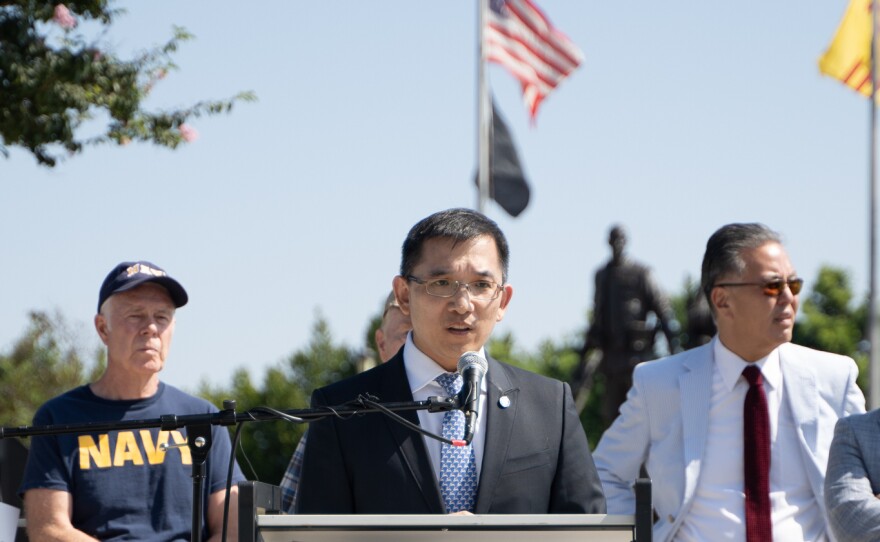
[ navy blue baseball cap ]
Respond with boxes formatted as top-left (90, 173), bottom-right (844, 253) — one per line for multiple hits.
top-left (97, 261), bottom-right (188, 312)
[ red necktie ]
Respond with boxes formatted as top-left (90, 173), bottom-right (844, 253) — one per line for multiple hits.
top-left (743, 365), bottom-right (772, 542)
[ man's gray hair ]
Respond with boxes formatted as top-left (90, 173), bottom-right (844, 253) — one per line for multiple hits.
top-left (701, 223), bottom-right (782, 310)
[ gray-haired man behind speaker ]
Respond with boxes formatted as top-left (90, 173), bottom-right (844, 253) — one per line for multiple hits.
top-left (296, 208), bottom-right (605, 514)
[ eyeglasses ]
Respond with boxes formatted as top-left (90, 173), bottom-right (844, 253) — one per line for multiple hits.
top-left (714, 278), bottom-right (804, 297)
top-left (406, 275), bottom-right (502, 301)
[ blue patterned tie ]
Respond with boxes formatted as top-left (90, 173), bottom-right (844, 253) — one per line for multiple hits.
top-left (435, 372), bottom-right (478, 513)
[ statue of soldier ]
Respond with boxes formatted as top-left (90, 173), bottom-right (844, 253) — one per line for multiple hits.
top-left (574, 224), bottom-right (679, 426)
top-left (684, 288), bottom-right (716, 350)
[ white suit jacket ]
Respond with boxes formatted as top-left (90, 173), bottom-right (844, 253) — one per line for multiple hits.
top-left (593, 339), bottom-right (865, 542)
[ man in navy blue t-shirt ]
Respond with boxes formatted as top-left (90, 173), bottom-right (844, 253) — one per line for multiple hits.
top-left (20, 261), bottom-right (245, 541)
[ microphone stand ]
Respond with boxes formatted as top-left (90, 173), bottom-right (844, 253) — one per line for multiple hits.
top-left (2, 394), bottom-right (460, 542)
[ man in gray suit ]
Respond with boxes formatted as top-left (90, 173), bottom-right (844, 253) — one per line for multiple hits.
top-left (825, 410), bottom-right (880, 541)
top-left (594, 223), bottom-right (865, 541)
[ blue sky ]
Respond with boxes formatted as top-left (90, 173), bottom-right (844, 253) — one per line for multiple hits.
top-left (0, 1), bottom-right (870, 393)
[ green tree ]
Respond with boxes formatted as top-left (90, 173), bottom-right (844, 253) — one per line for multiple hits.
top-left (0, 310), bottom-right (100, 427)
top-left (0, 0), bottom-right (254, 166)
top-left (793, 265), bottom-right (868, 392)
top-left (199, 313), bottom-right (360, 484)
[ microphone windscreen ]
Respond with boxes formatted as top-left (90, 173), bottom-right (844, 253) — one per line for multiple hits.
top-left (457, 351), bottom-right (488, 375)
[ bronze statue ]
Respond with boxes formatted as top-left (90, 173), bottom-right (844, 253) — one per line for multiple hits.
top-left (684, 287), bottom-right (716, 350)
top-left (574, 225), bottom-right (679, 425)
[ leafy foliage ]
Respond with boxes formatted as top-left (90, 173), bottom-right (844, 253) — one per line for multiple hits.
top-left (0, 0), bottom-right (255, 166)
top-left (198, 314), bottom-right (360, 484)
top-left (0, 311), bottom-right (99, 426)
top-left (793, 266), bottom-right (868, 392)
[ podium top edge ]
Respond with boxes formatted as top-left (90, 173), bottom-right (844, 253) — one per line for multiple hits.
top-left (257, 514), bottom-right (635, 528)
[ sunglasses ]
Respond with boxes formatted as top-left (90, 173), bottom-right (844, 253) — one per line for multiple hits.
top-left (715, 278), bottom-right (804, 297)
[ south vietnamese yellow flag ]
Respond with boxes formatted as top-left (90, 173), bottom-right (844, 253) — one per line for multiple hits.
top-left (819, 0), bottom-right (874, 97)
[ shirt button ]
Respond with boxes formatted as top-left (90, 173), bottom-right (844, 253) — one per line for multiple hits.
top-left (667, 514), bottom-right (675, 523)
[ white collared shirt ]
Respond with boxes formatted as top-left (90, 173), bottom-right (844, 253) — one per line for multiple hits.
top-left (675, 338), bottom-right (826, 542)
top-left (402, 333), bottom-right (488, 484)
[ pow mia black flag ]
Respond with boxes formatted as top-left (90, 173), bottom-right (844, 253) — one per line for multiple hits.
top-left (475, 100), bottom-right (531, 217)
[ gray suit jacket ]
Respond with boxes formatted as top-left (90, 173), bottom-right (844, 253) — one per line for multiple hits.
top-left (593, 339), bottom-right (865, 542)
top-left (825, 409), bottom-right (880, 542)
top-left (296, 351), bottom-right (605, 514)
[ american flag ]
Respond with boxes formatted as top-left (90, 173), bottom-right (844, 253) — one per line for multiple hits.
top-left (484, 0), bottom-right (583, 120)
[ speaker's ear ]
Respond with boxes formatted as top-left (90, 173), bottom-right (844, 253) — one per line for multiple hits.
top-left (711, 285), bottom-right (728, 311)
top-left (392, 276), bottom-right (411, 316)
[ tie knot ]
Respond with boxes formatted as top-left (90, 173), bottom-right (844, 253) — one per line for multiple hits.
top-left (742, 365), bottom-right (763, 386)
top-left (436, 372), bottom-right (463, 396)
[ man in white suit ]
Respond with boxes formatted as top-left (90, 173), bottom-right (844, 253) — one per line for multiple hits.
top-left (594, 223), bottom-right (865, 542)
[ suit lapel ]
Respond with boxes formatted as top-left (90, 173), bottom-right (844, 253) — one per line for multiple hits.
top-left (779, 345), bottom-right (819, 454)
top-left (778, 344), bottom-right (828, 507)
top-left (379, 354), bottom-right (445, 513)
top-left (475, 357), bottom-right (515, 513)
top-left (679, 345), bottom-right (714, 507)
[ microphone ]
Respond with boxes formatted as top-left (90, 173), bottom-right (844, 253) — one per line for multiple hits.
top-left (457, 351), bottom-right (488, 445)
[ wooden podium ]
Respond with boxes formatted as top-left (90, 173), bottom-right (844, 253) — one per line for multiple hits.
top-left (238, 480), bottom-right (653, 542)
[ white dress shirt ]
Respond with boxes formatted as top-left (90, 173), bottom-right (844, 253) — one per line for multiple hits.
top-left (402, 334), bottom-right (488, 483)
top-left (674, 339), bottom-right (826, 542)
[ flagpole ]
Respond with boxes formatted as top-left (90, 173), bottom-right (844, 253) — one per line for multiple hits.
top-left (870, 0), bottom-right (879, 409)
top-left (477, 0), bottom-right (491, 213)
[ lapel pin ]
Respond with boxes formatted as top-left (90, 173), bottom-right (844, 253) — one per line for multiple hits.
top-left (498, 395), bottom-right (511, 409)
